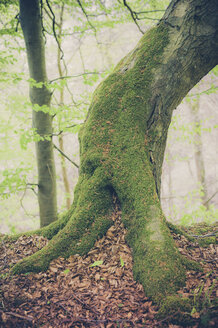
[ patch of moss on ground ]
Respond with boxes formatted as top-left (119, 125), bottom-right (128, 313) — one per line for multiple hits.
top-left (157, 296), bottom-right (193, 325)
top-left (181, 256), bottom-right (203, 272)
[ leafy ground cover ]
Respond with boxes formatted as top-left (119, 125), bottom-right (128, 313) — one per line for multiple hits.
top-left (0, 205), bottom-right (217, 327)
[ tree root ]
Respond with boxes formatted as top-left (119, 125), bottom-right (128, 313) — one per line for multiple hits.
top-left (12, 170), bottom-right (114, 274)
top-left (11, 214), bottom-right (113, 274)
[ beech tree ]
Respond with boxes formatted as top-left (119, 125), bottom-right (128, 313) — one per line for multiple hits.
top-left (13, 0), bottom-right (218, 306)
top-left (19, 0), bottom-right (58, 227)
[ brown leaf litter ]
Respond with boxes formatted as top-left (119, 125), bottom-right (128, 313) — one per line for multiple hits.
top-left (0, 206), bottom-right (217, 328)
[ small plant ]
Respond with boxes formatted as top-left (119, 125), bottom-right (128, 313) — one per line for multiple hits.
top-left (120, 256), bottom-right (125, 268)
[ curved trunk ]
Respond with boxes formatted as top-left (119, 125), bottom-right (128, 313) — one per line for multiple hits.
top-left (14, 0), bottom-right (218, 303)
top-left (19, 0), bottom-right (57, 226)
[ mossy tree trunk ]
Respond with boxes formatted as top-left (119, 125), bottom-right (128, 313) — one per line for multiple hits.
top-left (19, 0), bottom-right (58, 227)
top-left (14, 0), bottom-right (218, 303)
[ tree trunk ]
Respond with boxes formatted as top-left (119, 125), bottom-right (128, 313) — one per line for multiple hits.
top-left (57, 3), bottom-right (71, 210)
top-left (14, 0), bottom-right (218, 304)
top-left (19, 0), bottom-right (58, 227)
top-left (190, 100), bottom-right (208, 209)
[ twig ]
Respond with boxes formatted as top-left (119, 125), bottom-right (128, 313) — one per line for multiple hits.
top-left (53, 144), bottom-right (79, 168)
top-left (43, 4), bottom-right (61, 28)
top-left (40, 0), bottom-right (47, 42)
top-left (45, 0), bottom-right (64, 59)
top-left (123, 0), bottom-right (144, 34)
top-left (0, 310), bottom-right (33, 322)
top-left (190, 230), bottom-right (218, 239)
top-left (135, 16), bottom-right (159, 21)
top-left (76, 0), bottom-right (96, 32)
top-left (49, 71), bottom-right (103, 83)
top-left (52, 123), bottom-right (81, 137)
top-left (26, 183), bottom-right (39, 187)
top-left (15, 13), bottom-right (20, 32)
top-left (135, 10), bottom-right (165, 14)
top-left (20, 185), bottom-right (38, 219)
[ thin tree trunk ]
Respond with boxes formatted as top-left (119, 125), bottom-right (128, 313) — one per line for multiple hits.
top-left (56, 3), bottom-right (71, 210)
top-left (190, 100), bottom-right (208, 209)
top-left (19, 0), bottom-right (57, 227)
top-left (14, 0), bottom-right (218, 305)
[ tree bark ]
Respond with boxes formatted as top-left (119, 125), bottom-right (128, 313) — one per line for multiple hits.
top-left (19, 0), bottom-right (58, 227)
top-left (14, 0), bottom-right (218, 304)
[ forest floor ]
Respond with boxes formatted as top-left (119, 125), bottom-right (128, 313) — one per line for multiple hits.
top-left (0, 206), bottom-right (217, 328)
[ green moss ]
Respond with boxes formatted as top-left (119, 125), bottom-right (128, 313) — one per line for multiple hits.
top-left (157, 296), bottom-right (193, 325)
top-left (167, 221), bottom-right (195, 242)
top-left (181, 256), bottom-right (203, 272)
top-left (10, 21), bottom-right (189, 306)
top-left (198, 237), bottom-right (217, 247)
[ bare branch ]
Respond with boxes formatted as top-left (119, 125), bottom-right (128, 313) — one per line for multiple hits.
top-left (135, 10), bottom-right (165, 14)
top-left (53, 144), bottom-right (79, 168)
top-left (52, 123), bottom-right (82, 137)
top-left (123, 0), bottom-right (144, 34)
top-left (135, 16), bottom-right (159, 21)
top-left (0, 311), bottom-right (33, 322)
top-left (49, 71), bottom-right (103, 84)
top-left (15, 13), bottom-right (20, 32)
top-left (43, 4), bottom-right (61, 27)
top-left (45, 0), bottom-right (64, 59)
top-left (76, 0), bottom-right (96, 32)
top-left (190, 230), bottom-right (218, 238)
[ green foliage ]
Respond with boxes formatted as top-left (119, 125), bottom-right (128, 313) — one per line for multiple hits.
top-left (0, 167), bottom-right (31, 199)
top-left (169, 113), bottom-right (214, 145)
top-left (179, 205), bottom-right (218, 226)
top-left (169, 185), bottom-right (218, 226)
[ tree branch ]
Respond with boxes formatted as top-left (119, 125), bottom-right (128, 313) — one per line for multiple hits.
top-left (190, 230), bottom-right (218, 238)
top-left (123, 0), bottom-right (144, 34)
top-left (49, 71), bottom-right (103, 83)
top-left (45, 0), bottom-right (64, 59)
top-left (53, 143), bottom-right (79, 168)
top-left (76, 0), bottom-right (96, 32)
top-left (52, 123), bottom-right (82, 136)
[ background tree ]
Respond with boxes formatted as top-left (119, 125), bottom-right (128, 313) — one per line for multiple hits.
top-left (12, 0), bottom-right (218, 306)
top-left (191, 100), bottom-right (208, 208)
top-left (19, 0), bottom-right (58, 227)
